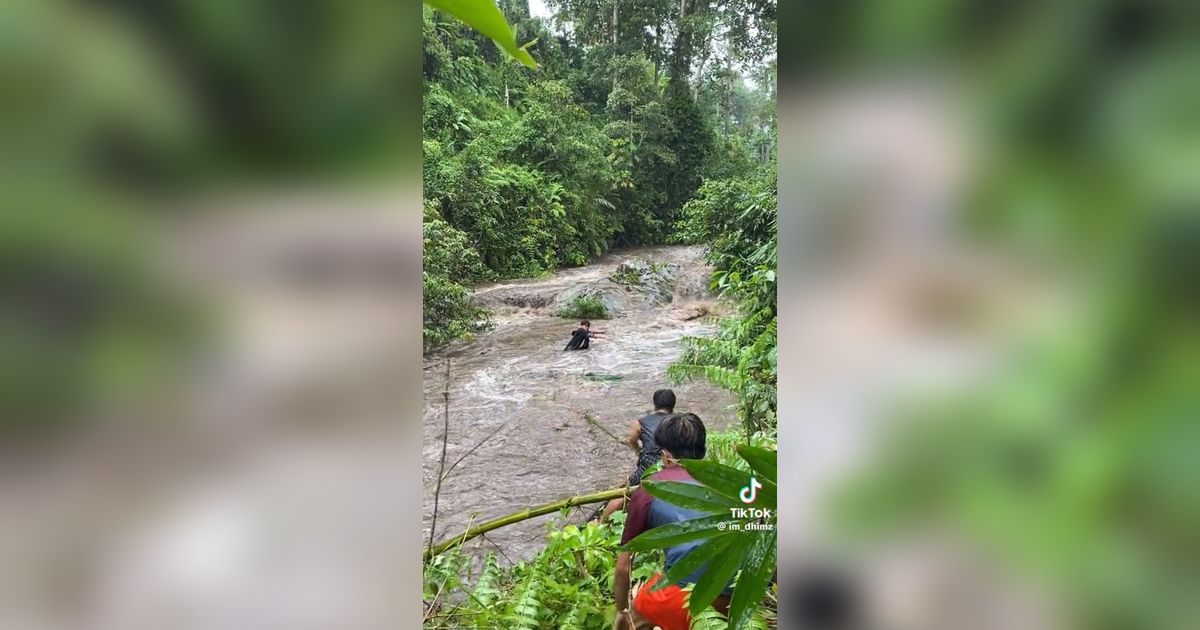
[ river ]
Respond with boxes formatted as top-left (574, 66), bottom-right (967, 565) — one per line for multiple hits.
top-left (421, 245), bottom-right (737, 561)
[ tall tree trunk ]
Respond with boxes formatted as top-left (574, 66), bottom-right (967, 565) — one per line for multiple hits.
top-left (670, 0), bottom-right (692, 86)
top-left (612, 0), bottom-right (619, 91)
top-left (723, 52), bottom-right (732, 142)
top-left (693, 46), bottom-right (711, 98)
top-left (612, 0), bottom-right (618, 46)
top-left (653, 24), bottom-right (662, 86)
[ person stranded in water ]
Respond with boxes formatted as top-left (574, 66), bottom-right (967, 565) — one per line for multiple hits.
top-left (564, 320), bottom-right (606, 351)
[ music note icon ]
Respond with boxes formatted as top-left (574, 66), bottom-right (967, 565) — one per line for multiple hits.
top-left (740, 477), bottom-right (763, 504)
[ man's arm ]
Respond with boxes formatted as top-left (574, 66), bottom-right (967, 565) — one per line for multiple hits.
top-left (614, 551), bottom-right (633, 622)
top-left (624, 421), bottom-right (641, 452)
top-left (615, 488), bottom-right (651, 624)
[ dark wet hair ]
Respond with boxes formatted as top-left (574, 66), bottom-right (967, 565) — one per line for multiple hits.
top-left (580, 320), bottom-right (590, 327)
top-left (654, 412), bottom-right (706, 460)
top-left (652, 389), bottom-right (676, 412)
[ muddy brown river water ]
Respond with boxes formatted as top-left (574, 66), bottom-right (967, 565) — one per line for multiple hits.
top-left (422, 246), bottom-right (736, 561)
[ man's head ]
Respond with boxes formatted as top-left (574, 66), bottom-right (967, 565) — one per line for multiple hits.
top-left (580, 320), bottom-right (590, 329)
top-left (652, 389), bottom-right (676, 412)
top-left (655, 412), bottom-right (706, 461)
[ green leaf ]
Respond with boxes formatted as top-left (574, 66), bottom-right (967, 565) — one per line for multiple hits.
top-left (652, 533), bottom-right (739, 593)
top-left (680, 459), bottom-right (754, 500)
top-left (620, 514), bottom-right (727, 552)
top-left (687, 533), bottom-right (754, 616)
top-left (641, 480), bottom-right (743, 514)
top-left (690, 607), bottom-right (732, 630)
top-left (424, 0), bottom-right (537, 68)
top-left (735, 445), bottom-right (777, 485)
top-left (726, 531), bottom-right (777, 630)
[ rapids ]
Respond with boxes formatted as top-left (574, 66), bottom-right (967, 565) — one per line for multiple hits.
top-left (422, 245), bottom-right (736, 561)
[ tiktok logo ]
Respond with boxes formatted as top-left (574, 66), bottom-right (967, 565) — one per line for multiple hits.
top-left (739, 477), bottom-right (763, 504)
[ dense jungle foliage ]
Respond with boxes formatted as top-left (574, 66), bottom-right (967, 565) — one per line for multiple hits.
top-left (421, 0), bottom-right (777, 352)
top-left (669, 166), bottom-right (777, 434)
top-left (422, 1), bottom-right (780, 628)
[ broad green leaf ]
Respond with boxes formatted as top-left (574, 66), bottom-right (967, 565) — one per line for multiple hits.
top-left (736, 445), bottom-right (777, 484)
top-left (620, 514), bottom-right (727, 552)
top-left (752, 476), bottom-right (778, 511)
top-left (641, 480), bottom-right (743, 514)
top-left (680, 459), bottom-right (754, 499)
top-left (652, 532), bottom-right (738, 593)
top-left (687, 533), bottom-right (754, 616)
top-left (424, 0), bottom-right (537, 68)
top-left (727, 531), bottom-right (777, 630)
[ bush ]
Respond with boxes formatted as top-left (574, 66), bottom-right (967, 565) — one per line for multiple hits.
top-left (670, 168), bottom-right (778, 434)
top-left (423, 205), bottom-right (493, 352)
top-left (554, 295), bottom-right (609, 320)
top-left (423, 205), bottom-right (489, 282)
top-left (422, 272), bottom-right (491, 353)
top-left (609, 267), bottom-right (641, 284)
top-left (424, 513), bottom-right (664, 629)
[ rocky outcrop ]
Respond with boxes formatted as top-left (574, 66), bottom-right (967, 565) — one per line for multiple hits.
top-left (609, 257), bottom-right (679, 305)
top-left (470, 252), bottom-right (709, 319)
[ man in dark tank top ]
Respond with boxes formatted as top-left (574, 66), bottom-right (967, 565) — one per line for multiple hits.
top-left (598, 389), bottom-right (676, 522)
top-left (625, 389), bottom-right (676, 485)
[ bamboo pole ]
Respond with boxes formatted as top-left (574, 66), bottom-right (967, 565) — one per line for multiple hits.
top-left (424, 485), bottom-right (635, 561)
top-left (583, 412), bottom-right (624, 445)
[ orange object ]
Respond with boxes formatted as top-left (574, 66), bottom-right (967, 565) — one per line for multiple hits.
top-left (633, 574), bottom-right (691, 630)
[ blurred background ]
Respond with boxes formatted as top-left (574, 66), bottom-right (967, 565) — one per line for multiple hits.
top-left (2, 0), bottom-right (423, 628)
top-left (776, 1), bottom-right (1198, 629)
top-left (2, 0), bottom-right (1197, 629)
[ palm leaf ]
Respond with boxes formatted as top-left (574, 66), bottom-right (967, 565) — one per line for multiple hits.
top-left (678, 459), bottom-right (754, 500)
top-left (687, 536), bottom-right (753, 616)
top-left (726, 531), bottom-right (777, 630)
top-left (651, 533), bottom-right (740, 593)
top-left (425, 0), bottom-right (537, 68)
top-left (735, 445), bottom-right (777, 485)
top-left (620, 514), bottom-right (728, 552)
top-left (642, 480), bottom-right (744, 514)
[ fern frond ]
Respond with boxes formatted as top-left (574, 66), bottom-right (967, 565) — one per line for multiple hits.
top-left (508, 571), bottom-right (543, 630)
top-left (471, 553), bottom-right (502, 608)
top-left (690, 607), bottom-right (730, 630)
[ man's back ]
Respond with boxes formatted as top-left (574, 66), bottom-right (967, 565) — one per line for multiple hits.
top-left (564, 328), bottom-right (590, 350)
top-left (621, 467), bottom-right (733, 591)
top-left (636, 412), bottom-right (670, 460)
top-left (612, 412), bottom-right (717, 630)
top-left (626, 411), bottom-right (670, 486)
